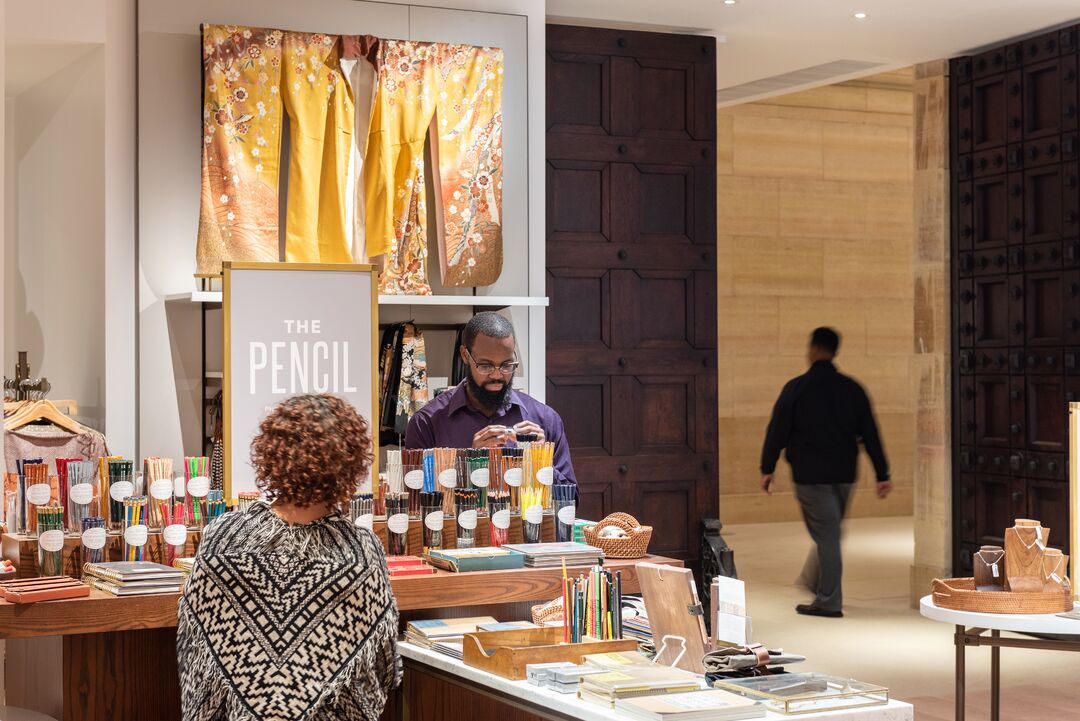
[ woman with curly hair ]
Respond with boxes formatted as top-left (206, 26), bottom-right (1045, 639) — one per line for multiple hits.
top-left (177, 394), bottom-right (399, 721)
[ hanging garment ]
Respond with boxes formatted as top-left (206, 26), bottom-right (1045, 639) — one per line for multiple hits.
top-left (341, 36), bottom-right (380, 264)
top-left (378, 323), bottom-right (406, 433)
top-left (393, 323), bottom-right (428, 435)
top-left (4, 425), bottom-right (109, 479)
top-left (196, 25), bottom-right (355, 275)
top-left (365, 40), bottom-right (504, 293)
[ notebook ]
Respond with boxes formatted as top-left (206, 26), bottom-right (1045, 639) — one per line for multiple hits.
top-left (82, 561), bottom-right (184, 583)
top-left (83, 576), bottom-right (183, 597)
top-left (614, 689), bottom-right (764, 720)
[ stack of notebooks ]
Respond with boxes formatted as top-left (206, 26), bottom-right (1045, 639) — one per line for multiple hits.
top-left (426, 547), bottom-right (525, 572)
top-left (501, 542), bottom-right (604, 568)
top-left (173, 558), bottom-right (196, 575)
top-left (578, 660), bottom-right (763, 720)
top-left (82, 561), bottom-right (185, 596)
top-left (405, 616), bottom-right (498, 652)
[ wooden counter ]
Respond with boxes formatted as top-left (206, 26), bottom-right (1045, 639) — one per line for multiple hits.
top-left (1, 555), bottom-right (681, 721)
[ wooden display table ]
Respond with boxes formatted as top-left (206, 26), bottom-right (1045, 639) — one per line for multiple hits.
top-left (0, 554), bottom-right (680, 721)
top-left (398, 643), bottom-right (914, 721)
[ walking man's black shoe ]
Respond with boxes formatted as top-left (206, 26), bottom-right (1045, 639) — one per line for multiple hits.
top-left (796, 604), bottom-right (843, 618)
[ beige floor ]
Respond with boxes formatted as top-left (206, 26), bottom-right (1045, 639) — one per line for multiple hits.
top-left (723, 515), bottom-right (1080, 720)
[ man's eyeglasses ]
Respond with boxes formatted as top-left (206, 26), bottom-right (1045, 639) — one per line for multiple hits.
top-left (464, 348), bottom-right (520, 376)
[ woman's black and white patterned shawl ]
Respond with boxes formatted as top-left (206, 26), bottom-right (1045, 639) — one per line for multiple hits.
top-left (178, 501), bottom-right (400, 721)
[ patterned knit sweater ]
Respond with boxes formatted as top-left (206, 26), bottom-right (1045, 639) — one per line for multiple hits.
top-left (177, 501), bottom-right (400, 721)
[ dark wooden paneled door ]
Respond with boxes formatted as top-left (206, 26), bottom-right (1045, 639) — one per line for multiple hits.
top-left (951, 24), bottom-right (1080, 574)
top-left (545, 25), bottom-right (718, 570)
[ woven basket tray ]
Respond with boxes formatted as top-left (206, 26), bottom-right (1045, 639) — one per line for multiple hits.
top-left (582, 512), bottom-right (652, 559)
top-left (932, 577), bottom-right (1071, 614)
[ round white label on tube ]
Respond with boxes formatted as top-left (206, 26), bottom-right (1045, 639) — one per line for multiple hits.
top-left (187, 476), bottom-right (211, 498)
top-left (38, 529), bottom-right (65, 552)
top-left (536, 466), bottom-right (554, 486)
top-left (109, 480), bottom-right (134, 503)
top-left (457, 509), bottom-right (478, 530)
top-left (124, 524), bottom-right (149, 547)
top-left (150, 478), bottom-right (174, 501)
top-left (438, 468), bottom-right (457, 489)
top-left (524, 505), bottom-right (544, 524)
top-left (504, 468), bottom-right (523, 487)
top-left (69, 483), bottom-right (94, 506)
top-left (163, 524), bottom-right (188, 546)
top-left (26, 483), bottom-right (52, 506)
top-left (404, 470), bottom-right (425, 490)
top-left (82, 527), bottom-right (107, 550)
top-left (355, 513), bottom-right (374, 531)
top-left (387, 513), bottom-right (410, 535)
top-left (557, 505), bottom-right (576, 526)
top-left (491, 509), bottom-right (511, 530)
top-left (470, 468), bottom-right (490, 488)
top-left (424, 511), bottom-right (445, 531)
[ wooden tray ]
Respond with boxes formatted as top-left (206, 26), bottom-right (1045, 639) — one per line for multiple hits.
top-left (462, 626), bottom-right (638, 680)
top-left (0, 576), bottom-right (90, 603)
top-left (932, 577), bottom-right (1071, 614)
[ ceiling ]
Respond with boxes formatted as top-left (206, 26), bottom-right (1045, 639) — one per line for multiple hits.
top-left (546, 0), bottom-right (1080, 103)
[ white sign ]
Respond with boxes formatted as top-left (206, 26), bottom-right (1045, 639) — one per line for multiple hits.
top-left (187, 476), bottom-right (210, 498)
top-left (424, 511), bottom-right (445, 531)
top-left (504, 468), bottom-right (523, 487)
top-left (387, 513), bottom-right (410, 535)
top-left (438, 468), bottom-right (458, 489)
top-left (38, 530), bottom-right (65, 552)
top-left (524, 505), bottom-right (544, 524)
top-left (557, 505), bottom-right (576, 526)
top-left (82, 527), bottom-right (107, 550)
top-left (26, 484), bottom-right (51, 506)
top-left (536, 466), bottom-right (554, 486)
top-left (457, 509), bottom-right (478, 530)
top-left (124, 524), bottom-right (149, 547)
top-left (491, 509), bottom-right (511, 530)
top-left (163, 524), bottom-right (188, 546)
top-left (109, 480), bottom-right (134, 503)
top-left (404, 470), bottom-right (425, 490)
top-left (69, 483), bottom-right (94, 506)
top-left (355, 513), bottom-right (374, 531)
top-left (224, 265), bottom-right (377, 501)
top-left (470, 468), bottom-right (490, 488)
top-left (150, 479), bottom-right (174, 501)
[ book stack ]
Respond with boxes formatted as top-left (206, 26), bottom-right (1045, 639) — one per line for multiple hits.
top-left (501, 542), bottom-right (604, 568)
top-left (82, 561), bottom-right (185, 596)
top-left (426, 547), bottom-right (525, 572)
top-left (578, 664), bottom-right (707, 708)
top-left (405, 616), bottom-right (498, 650)
top-left (387, 555), bottom-right (435, 577)
top-left (615, 689), bottom-right (764, 720)
top-left (173, 558), bottom-right (196, 575)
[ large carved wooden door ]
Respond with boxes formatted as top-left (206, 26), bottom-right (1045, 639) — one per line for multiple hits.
top-left (952, 25), bottom-right (1080, 573)
top-left (545, 25), bottom-right (718, 569)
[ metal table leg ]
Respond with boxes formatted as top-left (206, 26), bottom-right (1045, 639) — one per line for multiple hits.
top-left (990, 629), bottom-right (1000, 721)
top-left (955, 625), bottom-right (966, 721)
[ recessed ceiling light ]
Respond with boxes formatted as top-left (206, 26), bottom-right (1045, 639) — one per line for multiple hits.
top-left (724, 0), bottom-right (737, 5)
top-left (853, 11), bottom-right (868, 19)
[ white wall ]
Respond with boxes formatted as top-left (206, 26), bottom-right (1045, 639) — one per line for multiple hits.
top-left (137, 0), bottom-right (545, 461)
top-left (3, 46), bottom-right (107, 429)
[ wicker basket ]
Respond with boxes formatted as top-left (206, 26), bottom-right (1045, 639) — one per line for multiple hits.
top-left (932, 577), bottom-right (1072, 614)
top-left (582, 512), bottom-right (652, 559)
top-left (531, 597), bottom-right (565, 626)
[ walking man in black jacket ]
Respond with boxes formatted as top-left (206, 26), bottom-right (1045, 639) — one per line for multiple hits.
top-left (759, 327), bottom-right (891, 618)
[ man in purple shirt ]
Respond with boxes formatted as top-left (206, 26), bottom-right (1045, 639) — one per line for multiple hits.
top-left (405, 312), bottom-right (577, 486)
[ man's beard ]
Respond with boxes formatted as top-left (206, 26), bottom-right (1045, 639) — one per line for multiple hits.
top-left (467, 373), bottom-right (513, 410)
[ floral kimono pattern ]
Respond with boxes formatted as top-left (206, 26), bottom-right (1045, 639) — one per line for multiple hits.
top-left (196, 24), bottom-right (354, 275)
top-left (365, 40), bottom-right (504, 293)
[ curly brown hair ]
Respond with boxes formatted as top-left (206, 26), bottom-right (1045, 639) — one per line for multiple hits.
top-left (250, 394), bottom-right (373, 510)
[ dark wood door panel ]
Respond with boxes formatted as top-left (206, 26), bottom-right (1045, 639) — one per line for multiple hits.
top-left (546, 51), bottom-right (610, 135)
top-left (547, 24), bottom-right (717, 571)
top-left (972, 74), bottom-right (1008, 150)
top-left (973, 175), bottom-right (1008, 246)
top-left (1025, 374), bottom-right (1067, 451)
top-left (1026, 479), bottom-right (1069, 549)
top-left (975, 474), bottom-right (1024, 547)
top-left (1023, 164), bottom-right (1064, 243)
top-left (974, 275), bottom-right (1010, 346)
top-left (546, 160), bottom-right (611, 243)
top-left (545, 268), bottom-right (611, 350)
top-left (1024, 271), bottom-right (1065, 345)
top-left (1023, 58), bottom-right (1063, 139)
top-left (545, 376), bottom-right (611, 457)
top-left (974, 375), bottom-right (1012, 446)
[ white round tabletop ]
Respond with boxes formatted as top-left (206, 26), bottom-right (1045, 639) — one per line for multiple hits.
top-left (920, 595), bottom-right (1080, 635)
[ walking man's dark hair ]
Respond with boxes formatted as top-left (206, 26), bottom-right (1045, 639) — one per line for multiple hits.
top-left (462, 312), bottom-right (515, 351)
top-left (810, 327), bottom-right (840, 355)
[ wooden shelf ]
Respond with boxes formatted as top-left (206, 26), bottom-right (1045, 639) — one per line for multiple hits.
top-left (167, 291), bottom-right (547, 308)
top-left (0, 555), bottom-right (680, 639)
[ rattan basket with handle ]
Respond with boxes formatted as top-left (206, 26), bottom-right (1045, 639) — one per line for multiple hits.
top-left (932, 577), bottom-right (1072, 614)
top-left (531, 597), bottom-right (564, 626)
top-left (582, 512), bottom-right (652, 559)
